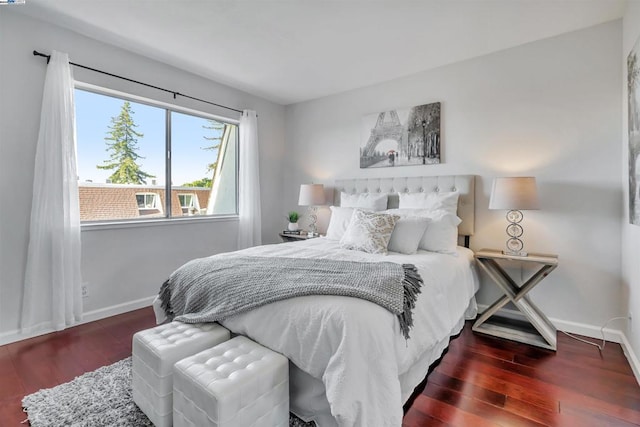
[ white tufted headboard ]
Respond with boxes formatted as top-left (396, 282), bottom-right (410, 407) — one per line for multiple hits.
top-left (334, 175), bottom-right (475, 238)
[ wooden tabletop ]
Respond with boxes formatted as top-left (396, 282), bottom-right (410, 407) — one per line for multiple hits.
top-left (475, 248), bottom-right (558, 265)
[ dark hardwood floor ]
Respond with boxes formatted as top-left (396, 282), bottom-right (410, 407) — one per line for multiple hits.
top-left (1, 308), bottom-right (639, 426)
top-left (404, 325), bottom-right (640, 426)
top-left (0, 307), bottom-right (157, 425)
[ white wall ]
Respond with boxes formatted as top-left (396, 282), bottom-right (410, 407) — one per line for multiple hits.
top-left (623, 3), bottom-right (640, 366)
top-left (0, 9), bottom-right (626, 344)
top-left (0, 10), bottom-right (285, 341)
top-left (284, 21), bottom-right (623, 330)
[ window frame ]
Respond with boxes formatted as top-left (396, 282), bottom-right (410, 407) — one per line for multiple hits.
top-left (178, 193), bottom-right (201, 215)
top-left (177, 194), bottom-right (194, 209)
top-left (136, 192), bottom-right (162, 211)
top-left (75, 82), bottom-right (240, 228)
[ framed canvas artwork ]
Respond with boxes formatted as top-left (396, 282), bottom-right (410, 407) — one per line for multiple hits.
top-left (629, 39), bottom-right (640, 225)
top-left (360, 102), bottom-right (441, 169)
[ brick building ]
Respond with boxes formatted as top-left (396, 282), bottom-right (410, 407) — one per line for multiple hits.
top-left (78, 183), bottom-right (211, 221)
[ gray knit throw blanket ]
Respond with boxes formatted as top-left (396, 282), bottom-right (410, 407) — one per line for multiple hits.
top-left (159, 256), bottom-right (423, 339)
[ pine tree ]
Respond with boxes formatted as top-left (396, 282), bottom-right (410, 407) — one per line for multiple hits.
top-left (97, 101), bottom-right (155, 184)
top-left (202, 119), bottom-right (225, 174)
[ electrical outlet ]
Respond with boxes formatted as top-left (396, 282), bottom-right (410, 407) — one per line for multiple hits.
top-left (82, 284), bottom-right (89, 298)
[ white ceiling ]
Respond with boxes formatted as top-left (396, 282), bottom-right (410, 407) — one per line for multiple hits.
top-left (16, 0), bottom-right (627, 105)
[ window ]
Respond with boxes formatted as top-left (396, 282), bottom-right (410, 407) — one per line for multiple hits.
top-left (136, 192), bottom-right (163, 217)
top-left (75, 86), bottom-right (238, 222)
top-left (178, 194), bottom-right (200, 215)
top-left (178, 194), bottom-right (194, 209)
top-left (137, 193), bottom-right (158, 209)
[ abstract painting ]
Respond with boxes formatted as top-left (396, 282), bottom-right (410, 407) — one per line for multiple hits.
top-left (360, 102), bottom-right (441, 168)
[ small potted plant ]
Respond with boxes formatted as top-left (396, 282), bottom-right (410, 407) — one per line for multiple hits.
top-left (287, 211), bottom-right (300, 231)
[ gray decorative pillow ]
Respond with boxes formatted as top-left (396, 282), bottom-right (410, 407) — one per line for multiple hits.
top-left (387, 217), bottom-right (430, 255)
top-left (339, 210), bottom-right (400, 254)
top-left (384, 208), bottom-right (461, 254)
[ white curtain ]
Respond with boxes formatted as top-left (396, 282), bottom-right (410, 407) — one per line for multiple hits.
top-left (21, 51), bottom-right (82, 334)
top-left (237, 110), bottom-right (262, 249)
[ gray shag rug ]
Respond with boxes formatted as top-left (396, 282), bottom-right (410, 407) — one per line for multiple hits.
top-left (22, 357), bottom-right (314, 427)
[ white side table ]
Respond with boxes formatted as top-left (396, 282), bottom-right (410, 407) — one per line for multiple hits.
top-left (473, 249), bottom-right (559, 350)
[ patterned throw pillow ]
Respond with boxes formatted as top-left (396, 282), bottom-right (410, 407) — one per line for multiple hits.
top-left (339, 210), bottom-right (400, 254)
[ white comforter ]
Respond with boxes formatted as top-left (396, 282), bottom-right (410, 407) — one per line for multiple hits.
top-left (208, 238), bottom-right (479, 427)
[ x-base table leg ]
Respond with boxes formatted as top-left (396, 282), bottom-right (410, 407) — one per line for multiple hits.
top-left (473, 250), bottom-right (559, 350)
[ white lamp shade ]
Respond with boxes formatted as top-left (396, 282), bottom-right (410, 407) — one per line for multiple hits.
top-left (489, 177), bottom-right (539, 210)
top-left (298, 184), bottom-right (325, 206)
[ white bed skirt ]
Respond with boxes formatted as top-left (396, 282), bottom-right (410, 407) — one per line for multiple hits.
top-left (289, 297), bottom-right (477, 427)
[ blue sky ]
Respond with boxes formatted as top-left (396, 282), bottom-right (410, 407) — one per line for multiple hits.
top-left (75, 89), bottom-right (222, 186)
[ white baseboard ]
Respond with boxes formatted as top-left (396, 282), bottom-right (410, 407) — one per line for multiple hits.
top-left (476, 304), bottom-right (640, 385)
top-left (620, 332), bottom-right (640, 386)
top-left (81, 295), bottom-right (156, 324)
top-left (0, 295), bottom-right (156, 346)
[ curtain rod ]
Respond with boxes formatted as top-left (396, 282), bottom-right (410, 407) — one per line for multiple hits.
top-left (32, 50), bottom-right (244, 115)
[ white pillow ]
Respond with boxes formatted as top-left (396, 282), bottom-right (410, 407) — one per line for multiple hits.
top-left (340, 192), bottom-right (388, 211)
top-left (339, 210), bottom-right (399, 254)
top-left (398, 191), bottom-right (459, 214)
top-left (387, 217), bottom-right (430, 255)
top-left (325, 206), bottom-right (355, 240)
top-left (419, 210), bottom-right (461, 254)
top-left (383, 208), bottom-right (461, 254)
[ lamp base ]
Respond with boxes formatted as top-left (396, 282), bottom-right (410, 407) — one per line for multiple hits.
top-left (504, 211), bottom-right (527, 258)
top-left (503, 250), bottom-right (528, 257)
top-left (307, 206), bottom-right (318, 236)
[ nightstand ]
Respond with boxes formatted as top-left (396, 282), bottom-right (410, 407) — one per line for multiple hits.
top-left (473, 248), bottom-right (559, 350)
top-left (278, 232), bottom-right (321, 243)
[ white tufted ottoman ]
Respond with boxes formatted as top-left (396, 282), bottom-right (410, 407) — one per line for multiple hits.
top-left (173, 336), bottom-right (289, 427)
top-left (132, 321), bottom-right (230, 427)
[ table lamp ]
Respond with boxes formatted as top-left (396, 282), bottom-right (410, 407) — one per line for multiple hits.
top-left (489, 177), bottom-right (539, 256)
top-left (298, 184), bottom-right (325, 237)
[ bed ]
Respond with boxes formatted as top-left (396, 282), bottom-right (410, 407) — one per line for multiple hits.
top-left (155, 175), bottom-right (479, 427)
